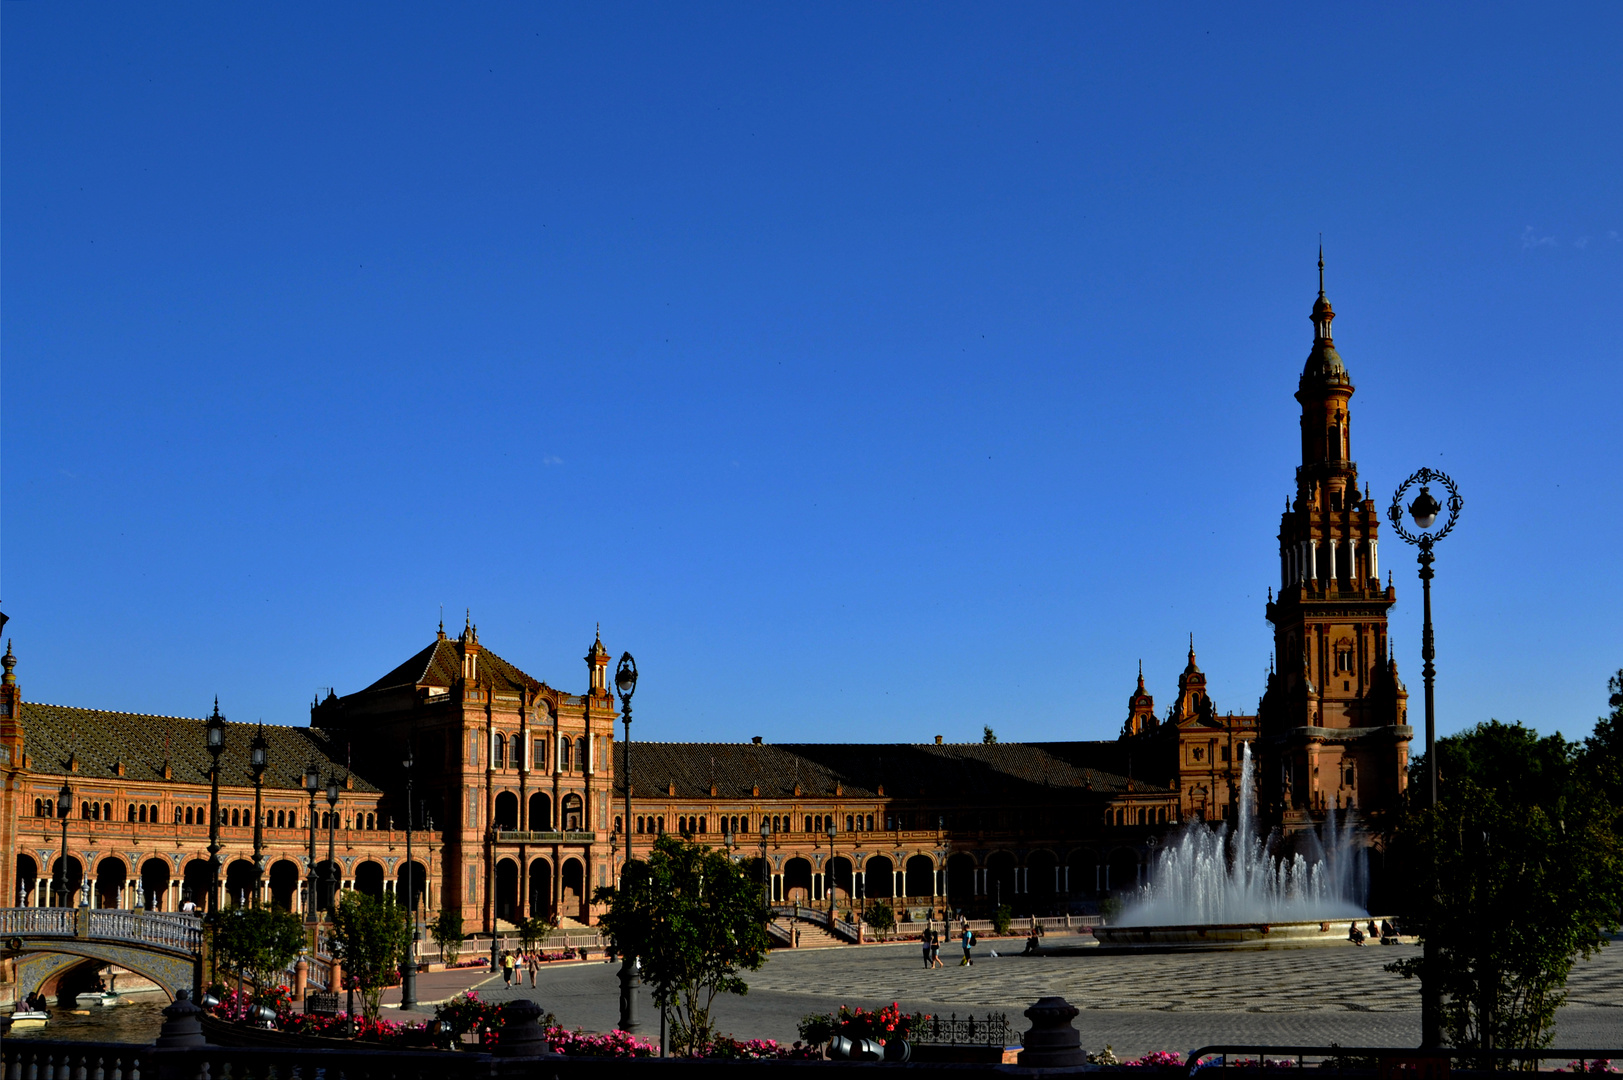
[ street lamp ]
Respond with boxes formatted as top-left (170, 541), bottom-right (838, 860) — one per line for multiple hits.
top-left (250, 725), bottom-right (269, 908)
top-left (1388, 465), bottom-right (1463, 1051)
top-left (303, 764), bottom-right (320, 922)
top-left (55, 781), bottom-right (73, 908)
top-left (614, 650), bottom-right (640, 1035)
top-left (401, 743), bottom-right (418, 1011)
top-left (825, 822), bottom-right (837, 923)
top-left (205, 699), bottom-right (227, 917)
top-left (325, 774), bottom-right (341, 918)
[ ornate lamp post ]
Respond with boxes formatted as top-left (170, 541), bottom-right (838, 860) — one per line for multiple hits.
top-left (303, 764), bottom-right (320, 921)
top-left (400, 743), bottom-right (418, 1011)
top-left (250, 725), bottom-right (269, 908)
top-left (54, 780), bottom-right (73, 907)
top-left (205, 700), bottom-right (227, 916)
top-left (825, 821), bottom-right (837, 923)
top-left (614, 650), bottom-right (640, 1034)
top-left (1388, 465), bottom-right (1463, 1051)
top-left (325, 774), bottom-right (341, 918)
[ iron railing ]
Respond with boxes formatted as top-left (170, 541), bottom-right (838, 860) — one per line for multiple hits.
top-left (1184, 1044), bottom-right (1623, 1076)
top-left (909, 1012), bottom-right (1016, 1047)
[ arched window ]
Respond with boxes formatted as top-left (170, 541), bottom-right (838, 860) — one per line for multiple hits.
top-left (657, 815), bottom-right (665, 834)
top-left (738, 815), bottom-right (747, 834)
top-left (846, 814), bottom-right (854, 831)
top-left (575, 737), bottom-right (588, 772)
top-left (512, 738), bottom-right (524, 772)
top-left (535, 738), bottom-right (547, 773)
top-left (128, 805), bottom-right (138, 822)
top-left (82, 801), bottom-right (91, 819)
top-left (185, 806), bottom-right (194, 825)
top-left (865, 815), bottom-right (874, 831)
top-left (366, 812), bottom-right (375, 830)
top-left (635, 816), bottom-right (644, 834)
top-left (614, 815), bottom-right (623, 834)
top-left (175, 807), bottom-right (184, 824)
top-left (495, 733), bottom-right (506, 770)
top-left (232, 808), bottom-right (241, 827)
top-left (33, 798), bottom-right (43, 816)
top-left (150, 804), bottom-right (158, 822)
top-left (560, 737), bottom-right (571, 771)
top-left (275, 810), bottom-right (284, 828)
top-left (138, 805), bottom-right (148, 823)
top-left (698, 817), bottom-right (706, 834)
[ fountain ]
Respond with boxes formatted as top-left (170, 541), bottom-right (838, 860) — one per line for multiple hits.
top-left (1094, 743), bottom-right (1380, 950)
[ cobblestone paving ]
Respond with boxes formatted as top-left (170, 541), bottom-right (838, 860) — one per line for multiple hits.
top-left (499, 936), bottom-right (1622, 1058)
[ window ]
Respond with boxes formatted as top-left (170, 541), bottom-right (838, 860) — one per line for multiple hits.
top-left (738, 815), bottom-right (747, 834)
top-left (128, 805), bottom-right (138, 823)
top-left (231, 808), bottom-right (240, 827)
top-left (138, 804), bottom-right (147, 823)
top-left (175, 807), bottom-right (184, 824)
top-left (698, 816), bottom-right (706, 834)
top-left (366, 812), bottom-right (375, 830)
top-left (535, 738), bottom-right (547, 772)
top-left (614, 815), bottom-right (623, 834)
top-left (805, 815), bottom-right (813, 833)
top-left (561, 737), bottom-right (571, 771)
top-left (495, 733), bottom-right (507, 770)
top-left (148, 804), bottom-right (156, 822)
top-left (575, 737), bottom-right (588, 772)
top-left (846, 814), bottom-right (854, 831)
top-left (866, 814), bottom-right (874, 831)
top-left (512, 739), bottom-right (524, 771)
top-left (657, 815), bottom-right (665, 834)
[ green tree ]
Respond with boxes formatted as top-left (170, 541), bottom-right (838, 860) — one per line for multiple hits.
top-left (1387, 718), bottom-right (1623, 1056)
top-left (863, 899), bottom-right (895, 936)
top-left (517, 913), bottom-right (557, 953)
top-left (207, 905), bottom-right (306, 999)
top-left (430, 908), bottom-right (464, 965)
top-left (982, 726), bottom-right (997, 744)
top-left (331, 891), bottom-right (411, 1021)
top-left (592, 833), bottom-right (771, 1056)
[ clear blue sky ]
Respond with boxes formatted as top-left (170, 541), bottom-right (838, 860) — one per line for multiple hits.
top-left (4, 5), bottom-right (1619, 746)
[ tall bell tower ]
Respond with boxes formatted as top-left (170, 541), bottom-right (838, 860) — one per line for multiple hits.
top-left (1260, 254), bottom-right (1410, 821)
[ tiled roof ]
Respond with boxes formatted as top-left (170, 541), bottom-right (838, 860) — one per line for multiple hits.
top-left (618, 740), bottom-right (1172, 801)
top-left (17, 703), bottom-right (381, 793)
top-left (356, 637), bottom-right (548, 697)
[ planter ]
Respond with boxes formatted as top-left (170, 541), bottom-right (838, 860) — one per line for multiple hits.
top-left (883, 1039), bottom-right (911, 1063)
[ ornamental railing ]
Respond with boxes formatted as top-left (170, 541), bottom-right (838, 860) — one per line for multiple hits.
top-left (0, 906), bottom-right (76, 937)
top-left (909, 1012), bottom-right (1016, 1047)
top-left (491, 830), bottom-right (595, 844)
top-left (0, 907), bottom-right (201, 953)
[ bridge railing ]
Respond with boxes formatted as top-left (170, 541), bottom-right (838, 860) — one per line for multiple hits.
top-left (0, 906), bottom-right (76, 937)
top-left (0, 907), bottom-right (202, 953)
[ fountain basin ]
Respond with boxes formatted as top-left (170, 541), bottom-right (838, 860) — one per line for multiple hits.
top-left (1092, 917), bottom-right (1397, 951)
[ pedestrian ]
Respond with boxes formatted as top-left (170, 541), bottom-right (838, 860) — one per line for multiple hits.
top-left (960, 925), bottom-right (974, 966)
top-left (502, 950), bottom-right (515, 985)
top-left (922, 927), bottom-right (933, 968)
top-left (930, 929), bottom-right (943, 969)
top-left (528, 950), bottom-right (539, 987)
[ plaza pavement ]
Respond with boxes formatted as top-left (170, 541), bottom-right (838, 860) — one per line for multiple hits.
top-left (466, 936), bottom-right (1623, 1059)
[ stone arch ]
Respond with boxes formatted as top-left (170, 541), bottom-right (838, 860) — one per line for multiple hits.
top-left (1026, 849), bottom-right (1058, 911)
top-left (783, 857), bottom-right (813, 903)
top-left (1067, 849), bottom-right (1100, 897)
top-left (862, 854), bottom-right (894, 899)
top-left (826, 855), bottom-right (853, 904)
top-left (528, 858), bottom-right (552, 919)
top-left (1106, 848), bottom-right (1141, 895)
top-left (225, 859), bottom-right (257, 907)
top-left (354, 860), bottom-right (385, 900)
top-left (985, 851), bottom-right (1017, 909)
top-left (561, 793), bottom-right (584, 832)
top-left (494, 791), bottom-right (519, 831)
top-left (95, 855), bottom-right (128, 909)
top-left (945, 852), bottom-right (976, 906)
top-left (560, 858), bottom-right (585, 920)
top-left (904, 854), bottom-right (935, 898)
top-left (495, 858), bottom-right (519, 921)
top-left (51, 855), bottom-right (85, 907)
top-left (396, 860), bottom-right (426, 915)
top-left (13, 941), bottom-right (196, 1005)
top-left (268, 859), bottom-right (300, 910)
top-left (15, 852), bottom-right (38, 906)
top-left (529, 792), bottom-right (551, 831)
top-left (141, 858), bottom-right (171, 910)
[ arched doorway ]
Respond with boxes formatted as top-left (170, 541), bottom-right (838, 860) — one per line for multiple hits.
top-left (863, 855), bottom-right (894, 899)
top-left (495, 859), bottom-right (520, 922)
top-left (1067, 849), bottom-right (1100, 898)
top-left (904, 855), bottom-right (935, 899)
top-left (269, 860), bottom-right (300, 910)
top-left (50, 855), bottom-right (84, 907)
top-left (313, 860), bottom-right (341, 913)
top-left (355, 861), bottom-right (385, 900)
top-left (141, 858), bottom-right (171, 910)
top-left (494, 792), bottom-right (519, 831)
top-left (826, 856), bottom-right (853, 907)
top-left (528, 859), bottom-right (552, 919)
top-left (561, 794), bottom-right (583, 832)
top-left (561, 858), bottom-right (585, 919)
top-left (986, 851), bottom-right (1017, 911)
top-left (397, 860), bottom-right (426, 916)
top-left (1026, 850), bottom-right (1058, 913)
top-left (945, 853), bottom-right (975, 908)
top-left (528, 793), bottom-right (551, 831)
top-left (15, 853), bottom-right (38, 906)
top-left (182, 859), bottom-right (212, 911)
top-left (1107, 849), bottom-right (1140, 895)
top-left (783, 858), bottom-right (813, 904)
top-left (95, 856), bottom-right (128, 909)
top-left (225, 859), bottom-right (257, 907)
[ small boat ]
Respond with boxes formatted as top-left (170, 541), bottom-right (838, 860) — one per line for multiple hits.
top-left (82, 992), bottom-right (126, 1007)
top-left (9, 1010), bottom-right (50, 1030)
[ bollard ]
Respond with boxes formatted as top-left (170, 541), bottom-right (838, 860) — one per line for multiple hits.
top-left (156, 989), bottom-right (210, 1047)
top-left (1018, 995), bottom-right (1085, 1068)
top-left (494, 998), bottom-right (554, 1058)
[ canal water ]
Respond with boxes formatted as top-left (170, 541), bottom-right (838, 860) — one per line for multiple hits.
top-left (7, 998), bottom-right (168, 1043)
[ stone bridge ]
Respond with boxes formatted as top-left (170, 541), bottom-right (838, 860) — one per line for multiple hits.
top-left (1, 907), bottom-right (202, 1001)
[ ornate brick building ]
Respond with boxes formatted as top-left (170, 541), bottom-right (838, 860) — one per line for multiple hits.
top-left (0, 266), bottom-right (1411, 952)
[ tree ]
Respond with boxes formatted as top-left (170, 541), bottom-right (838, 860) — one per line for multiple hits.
top-left (207, 905), bottom-right (305, 999)
top-left (1387, 718), bottom-right (1623, 1056)
top-left (592, 833), bottom-right (771, 1056)
top-left (982, 726), bottom-right (997, 744)
top-left (863, 899), bottom-right (895, 936)
top-left (330, 891), bottom-right (411, 1020)
top-left (517, 913), bottom-right (557, 953)
top-left (430, 908), bottom-right (465, 965)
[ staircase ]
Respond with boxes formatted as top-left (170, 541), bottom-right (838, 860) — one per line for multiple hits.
top-left (771, 919), bottom-right (845, 949)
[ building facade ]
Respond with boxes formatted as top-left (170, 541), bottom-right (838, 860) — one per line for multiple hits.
top-left (0, 267), bottom-right (1411, 957)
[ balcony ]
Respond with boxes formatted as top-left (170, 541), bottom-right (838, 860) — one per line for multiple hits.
top-left (492, 830), bottom-right (594, 844)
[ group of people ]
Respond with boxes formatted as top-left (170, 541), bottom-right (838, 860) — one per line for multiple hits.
top-left (21, 991), bottom-right (50, 1014)
top-left (1348, 918), bottom-right (1399, 946)
top-left (499, 950), bottom-right (541, 987)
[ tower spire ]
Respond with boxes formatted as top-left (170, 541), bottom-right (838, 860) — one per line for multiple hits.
top-left (1318, 236), bottom-right (1324, 297)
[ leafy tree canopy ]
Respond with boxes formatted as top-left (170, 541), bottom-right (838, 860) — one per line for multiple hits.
top-left (208, 905), bottom-right (305, 995)
top-left (592, 833), bottom-right (771, 1056)
top-left (331, 891), bottom-right (411, 1020)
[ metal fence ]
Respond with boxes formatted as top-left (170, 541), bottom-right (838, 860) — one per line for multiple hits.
top-left (909, 1012), bottom-right (1017, 1047)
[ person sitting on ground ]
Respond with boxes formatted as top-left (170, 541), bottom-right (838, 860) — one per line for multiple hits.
top-left (1348, 921), bottom-right (1365, 945)
top-left (1022, 931), bottom-right (1039, 955)
top-left (1368, 919), bottom-right (1380, 941)
top-left (1380, 918), bottom-right (1396, 944)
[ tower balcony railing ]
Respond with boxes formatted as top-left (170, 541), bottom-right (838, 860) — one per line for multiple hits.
top-left (491, 828), bottom-right (594, 844)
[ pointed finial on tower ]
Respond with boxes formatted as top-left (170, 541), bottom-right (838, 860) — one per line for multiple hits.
top-left (465, 608), bottom-right (471, 632)
top-left (1189, 632), bottom-right (1195, 657)
top-left (439, 604), bottom-right (444, 635)
top-left (1318, 236), bottom-right (1325, 297)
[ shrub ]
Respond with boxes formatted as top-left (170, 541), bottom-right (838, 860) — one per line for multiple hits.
top-left (991, 904), bottom-right (1013, 936)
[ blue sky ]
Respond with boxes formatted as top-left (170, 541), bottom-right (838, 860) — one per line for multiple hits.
top-left (3, 4), bottom-right (1619, 745)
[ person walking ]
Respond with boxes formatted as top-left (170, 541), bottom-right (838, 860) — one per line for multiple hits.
top-left (922, 927), bottom-right (934, 968)
top-left (527, 950), bottom-right (539, 987)
top-left (960, 925), bottom-right (974, 966)
top-left (930, 928), bottom-right (943, 968)
top-left (501, 949), bottom-right (515, 986)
